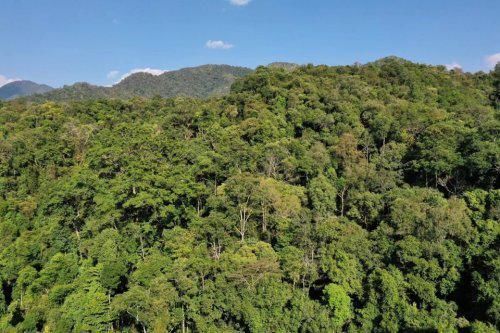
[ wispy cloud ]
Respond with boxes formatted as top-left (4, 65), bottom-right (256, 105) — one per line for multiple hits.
top-left (230, 0), bottom-right (251, 6)
top-left (445, 62), bottom-right (462, 70)
top-left (206, 40), bottom-right (234, 50)
top-left (119, 68), bottom-right (167, 82)
top-left (107, 70), bottom-right (120, 79)
top-left (0, 74), bottom-right (20, 87)
top-left (485, 53), bottom-right (500, 69)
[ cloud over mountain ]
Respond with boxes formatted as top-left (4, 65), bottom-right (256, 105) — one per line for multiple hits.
top-left (445, 62), bottom-right (462, 70)
top-left (0, 74), bottom-right (20, 87)
top-left (485, 53), bottom-right (500, 68)
top-left (119, 68), bottom-right (168, 82)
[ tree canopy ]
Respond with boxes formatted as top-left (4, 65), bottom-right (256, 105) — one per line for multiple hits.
top-left (0, 58), bottom-right (498, 332)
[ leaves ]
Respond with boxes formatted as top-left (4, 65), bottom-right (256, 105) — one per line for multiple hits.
top-left (0, 59), bottom-right (498, 331)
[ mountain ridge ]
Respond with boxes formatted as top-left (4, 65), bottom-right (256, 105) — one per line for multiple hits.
top-left (25, 64), bottom-right (253, 102)
top-left (9, 58), bottom-right (496, 103)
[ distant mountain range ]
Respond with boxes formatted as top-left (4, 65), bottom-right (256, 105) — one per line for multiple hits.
top-left (0, 80), bottom-right (53, 100)
top-left (7, 65), bottom-right (253, 102)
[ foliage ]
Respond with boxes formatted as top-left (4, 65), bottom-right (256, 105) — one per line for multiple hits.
top-left (0, 58), bottom-right (498, 332)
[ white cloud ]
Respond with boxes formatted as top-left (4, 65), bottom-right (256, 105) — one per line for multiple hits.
top-left (485, 53), bottom-right (500, 69)
top-left (445, 62), bottom-right (462, 70)
top-left (206, 40), bottom-right (234, 50)
top-left (0, 74), bottom-right (20, 87)
top-left (107, 70), bottom-right (120, 79)
top-left (230, 0), bottom-right (251, 6)
top-left (119, 68), bottom-right (167, 82)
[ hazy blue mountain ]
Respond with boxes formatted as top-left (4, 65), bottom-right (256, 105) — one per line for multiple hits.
top-left (0, 80), bottom-right (53, 100)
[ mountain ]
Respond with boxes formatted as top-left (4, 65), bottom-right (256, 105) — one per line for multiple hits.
top-left (29, 82), bottom-right (110, 102)
top-left (0, 80), bottom-right (53, 100)
top-left (27, 65), bottom-right (252, 102)
top-left (111, 64), bottom-right (252, 98)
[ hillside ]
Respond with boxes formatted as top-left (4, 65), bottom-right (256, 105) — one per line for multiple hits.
top-left (26, 65), bottom-right (252, 102)
top-left (0, 58), bottom-right (498, 332)
top-left (0, 80), bottom-right (53, 100)
top-left (267, 62), bottom-right (300, 70)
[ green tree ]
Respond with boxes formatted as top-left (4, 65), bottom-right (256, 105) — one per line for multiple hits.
top-left (324, 283), bottom-right (353, 329)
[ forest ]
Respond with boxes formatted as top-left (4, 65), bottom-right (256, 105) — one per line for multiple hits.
top-left (0, 57), bottom-right (499, 332)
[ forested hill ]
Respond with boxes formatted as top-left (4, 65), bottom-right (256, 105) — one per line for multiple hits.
top-left (25, 64), bottom-right (252, 102)
top-left (0, 58), bottom-right (499, 332)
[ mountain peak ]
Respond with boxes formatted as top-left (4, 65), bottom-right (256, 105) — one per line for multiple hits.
top-left (0, 80), bottom-right (53, 100)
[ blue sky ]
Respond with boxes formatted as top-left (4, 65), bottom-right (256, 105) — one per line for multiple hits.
top-left (1, 0), bottom-right (499, 87)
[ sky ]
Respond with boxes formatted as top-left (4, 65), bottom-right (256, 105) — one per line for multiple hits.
top-left (1, 0), bottom-right (499, 88)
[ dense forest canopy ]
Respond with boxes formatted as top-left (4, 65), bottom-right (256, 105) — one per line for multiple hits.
top-left (0, 58), bottom-right (499, 332)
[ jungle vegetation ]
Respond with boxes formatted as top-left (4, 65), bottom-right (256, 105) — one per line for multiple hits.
top-left (0, 57), bottom-right (499, 332)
